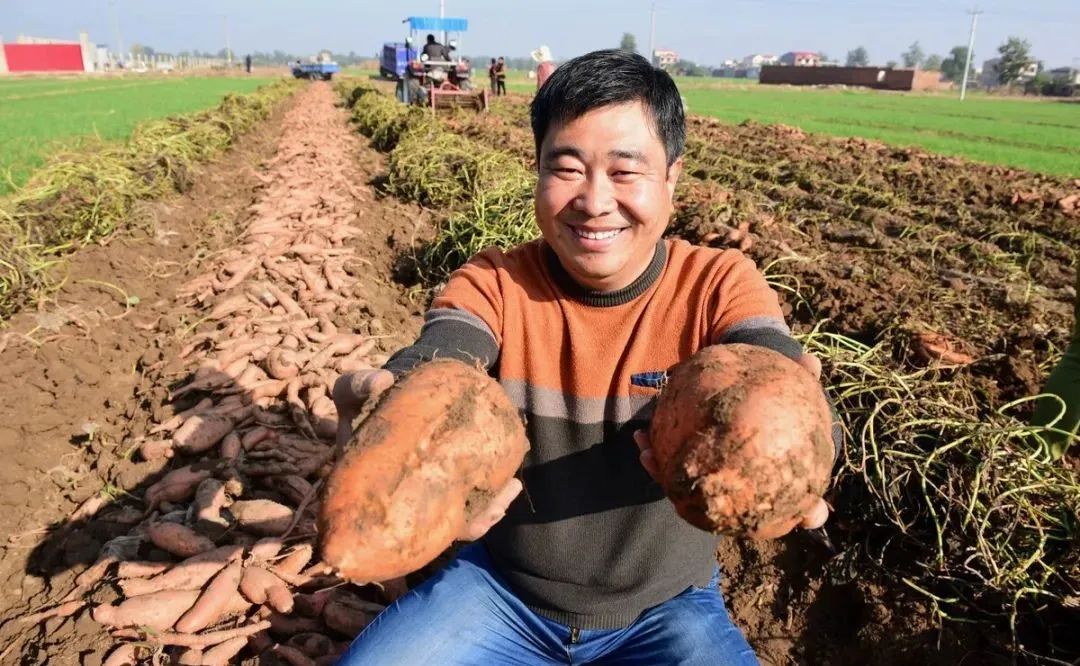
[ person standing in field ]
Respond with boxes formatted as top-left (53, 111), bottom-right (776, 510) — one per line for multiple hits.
top-left (495, 56), bottom-right (508, 96)
top-left (489, 57), bottom-right (498, 94)
top-left (244, 54), bottom-right (252, 74)
top-left (532, 45), bottom-right (557, 91)
top-left (1032, 273), bottom-right (1080, 457)
top-left (333, 49), bottom-right (838, 665)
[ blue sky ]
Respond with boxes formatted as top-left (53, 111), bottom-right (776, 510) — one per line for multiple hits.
top-left (5, 0), bottom-right (1078, 68)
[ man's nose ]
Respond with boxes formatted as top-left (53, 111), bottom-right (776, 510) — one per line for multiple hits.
top-left (572, 174), bottom-right (616, 218)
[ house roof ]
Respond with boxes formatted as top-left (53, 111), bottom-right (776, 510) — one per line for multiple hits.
top-left (785, 51), bottom-right (820, 58)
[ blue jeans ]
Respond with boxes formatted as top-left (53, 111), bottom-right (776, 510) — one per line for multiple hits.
top-left (338, 543), bottom-right (757, 665)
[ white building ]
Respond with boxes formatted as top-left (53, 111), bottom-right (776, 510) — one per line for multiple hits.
top-left (653, 48), bottom-right (679, 68)
top-left (741, 53), bottom-right (777, 68)
top-left (980, 57), bottom-right (1039, 87)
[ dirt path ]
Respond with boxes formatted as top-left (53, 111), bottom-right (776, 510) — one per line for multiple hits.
top-left (0, 82), bottom-right (428, 664)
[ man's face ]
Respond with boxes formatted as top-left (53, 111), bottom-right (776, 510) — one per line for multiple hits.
top-left (535, 102), bottom-right (681, 292)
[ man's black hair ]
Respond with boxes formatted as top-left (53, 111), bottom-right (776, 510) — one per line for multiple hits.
top-left (530, 49), bottom-right (685, 167)
top-left (426, 34), bottom-right (436, 43)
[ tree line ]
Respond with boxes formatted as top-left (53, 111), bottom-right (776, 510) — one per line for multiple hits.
top-left (845, 37), bottom-right (1045, 86)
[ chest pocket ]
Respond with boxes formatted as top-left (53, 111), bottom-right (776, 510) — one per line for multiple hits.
top-left (630, 371), bottom-right (668, 390)
top-left (628, 371), bottom-right (667, 420)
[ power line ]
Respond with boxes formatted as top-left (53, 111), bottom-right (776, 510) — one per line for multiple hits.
top-left (959, 7), bottom-right (982, 101)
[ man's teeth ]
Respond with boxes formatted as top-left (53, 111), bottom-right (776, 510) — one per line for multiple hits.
top-left (574, 228), bottom-right (622, 240)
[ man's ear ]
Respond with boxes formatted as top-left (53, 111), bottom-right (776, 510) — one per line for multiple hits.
top-left (666, 157), bottom-right (683, 197)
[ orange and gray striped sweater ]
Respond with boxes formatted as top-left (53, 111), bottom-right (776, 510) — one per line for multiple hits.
top-left (384, 238), bottom-right (835, 630)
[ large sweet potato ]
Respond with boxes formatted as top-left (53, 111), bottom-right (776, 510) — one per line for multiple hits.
top-left (319, 359), bottom-right (528, 582)
top-left (649, 344), bottom-right (834, 539)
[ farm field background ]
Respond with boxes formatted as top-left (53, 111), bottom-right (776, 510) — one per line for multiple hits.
top-left (506, 70), bottom-right (1080, 177)
top-left (0, 76), bottom-right (275, 194)
top-left (0, 69), bottom-right (1075, 664)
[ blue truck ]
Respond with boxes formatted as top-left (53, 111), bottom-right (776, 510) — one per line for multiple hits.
top-left (291, 53), bottom-right (341, 81)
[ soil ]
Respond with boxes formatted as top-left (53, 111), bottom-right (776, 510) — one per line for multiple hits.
top-left (0, 84), bottom-right (1072, 664)
top-left (0, 83), bottom-right (429, 664)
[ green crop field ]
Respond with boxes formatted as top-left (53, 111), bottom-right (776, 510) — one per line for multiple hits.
top-left (680, 82), bottom-right (1080, 177)
top-left (507, 70), bottom-right (1079, 177)
top-left (0, 76), bottom-right (277, 194)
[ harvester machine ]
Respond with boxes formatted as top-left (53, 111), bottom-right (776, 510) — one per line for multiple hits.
top-left (381, 16), bottom-right (488, 114)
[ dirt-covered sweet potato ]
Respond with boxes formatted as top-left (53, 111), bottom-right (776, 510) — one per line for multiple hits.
top-left (319, 359), bottom-right (528, 582)
top-left (649, 344), bottom-right (834, 538)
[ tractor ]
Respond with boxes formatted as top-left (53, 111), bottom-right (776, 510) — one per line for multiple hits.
top-left (380, 16), bottom-right (488, 113)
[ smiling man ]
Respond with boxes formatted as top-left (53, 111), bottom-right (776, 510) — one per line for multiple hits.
top-left (335, 49), bottom-right (835, 665)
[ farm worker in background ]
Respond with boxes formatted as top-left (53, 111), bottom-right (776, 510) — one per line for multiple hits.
top-left (244, 54), bottom-right (252, 74)
top-left (334, 49), bottom-right (839, 665)
top-left (532, 44), bottom-right (557, 90)
top-left (495, 56), bottom-right (508, 95)
top-left (488, 57), bottom-right (498, 94)
top-left (1032, 273), bottom-right (1080, 457)
top-left (422, 33), bottom-right (450, 61)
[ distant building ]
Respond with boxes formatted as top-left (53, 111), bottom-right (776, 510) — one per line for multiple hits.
top-left (1049, 66), bottom-right (1080, 85)
top-left (741, 53), bottom-right (777, 68)
top-left (653, 48), bottom-right (679, 68)
top-left (1, 31), bottom-right (97, 73)
top-left (780, 51), bottom-right (821, 67)
top-left (979, 57), bottom-right (1039, 87)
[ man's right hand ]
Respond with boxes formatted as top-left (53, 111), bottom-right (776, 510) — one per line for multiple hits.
top-left (332, 369), bottom-right (395, 448)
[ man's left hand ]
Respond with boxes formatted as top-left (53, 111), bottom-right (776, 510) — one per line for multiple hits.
top-left (633, 351), bottom-right (830, 536)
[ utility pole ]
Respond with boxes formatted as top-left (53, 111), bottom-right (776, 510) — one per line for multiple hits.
top-left (439, 0), bottom-right (446, 46)
top-left (223, 14), bottom-right (232, 65)
top-left (959, 8), bottom-right (982, 101)
top-left (648, 2), bottom-right (657, 65)
top-left (109, 0), bottom-right (125, 65)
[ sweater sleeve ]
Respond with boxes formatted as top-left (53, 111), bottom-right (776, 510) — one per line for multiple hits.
top-left (382, 249), bottom-right (505, 378)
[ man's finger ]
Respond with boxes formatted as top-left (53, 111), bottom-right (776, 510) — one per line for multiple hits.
top-left (356, 369), bottom-right (394, 401)
top-left (797, 353), bottom-right (822, 380)
top-left (639, 449), bottom-right (659, 481)
top-left (461, 478), bottom-right (522, 541)
top-left (798, 497), bottom-right (830, 530)
top-left (335, 415), bottom-right (355, 449)
top-left (632, 429), bottom-right (650, 452)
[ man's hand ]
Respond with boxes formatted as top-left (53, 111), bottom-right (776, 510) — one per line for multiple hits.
top-left (332, 369), bottom-right (395, 448)
top-left (634, 351), bottom-right (830, 537)
top-left (458, 477), bottom-right (523, 541)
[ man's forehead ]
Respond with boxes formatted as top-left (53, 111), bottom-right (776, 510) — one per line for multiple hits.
top-left (543, 103), bottom-right (662, 155)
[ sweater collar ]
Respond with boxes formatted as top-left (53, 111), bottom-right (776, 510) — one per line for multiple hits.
top-left (543, 240), bottom-right (667, 307)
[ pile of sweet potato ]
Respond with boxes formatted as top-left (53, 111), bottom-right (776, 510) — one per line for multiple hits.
top-left (23, 84), bottom-right (392, 666)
